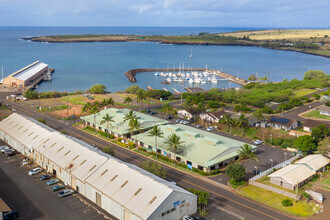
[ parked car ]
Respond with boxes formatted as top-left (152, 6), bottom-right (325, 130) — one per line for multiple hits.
top-left (206, 126), bottom-right (215, 131)
top-left (52, 184), bottom-right (65, 192)
top-left (40, 174), bottom-right (50, 181)
top-left (150, 112), bottom-right (157, 115)
top-left (165, 115), bottom-right (173, 120)
top-left (58, 189), bottom-right (74, 198)
top-left (146, 110), bottom-right (151, 114)
top-left (0, 146), bottom-right (10, 153)
top-left (253, 140), bottom-right (263, 145)
top-left (28, 167), bottom-right (41, 176)
top-left (5, 149), bottom-right (16, 157)
top-left (3, 211), bottom-right (19, 220)
top-left (47, 179), bottom-right (60, 185)
top-left (183, 215), bottom-right (194, 220)
top-left (176, 119), bottom-right (180, 123)
top-left (196, 124), bottom-right (202, 128)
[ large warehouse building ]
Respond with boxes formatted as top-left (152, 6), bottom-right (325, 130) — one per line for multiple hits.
top-left (0, 113), bottom-right (197, 220)
top-left (3, 61), bottom-right (48, 88)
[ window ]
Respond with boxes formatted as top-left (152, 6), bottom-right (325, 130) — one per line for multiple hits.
top-left (210, 166), bottom-right (215, 171)
top-left (198, 165), bottom-right (204, 171)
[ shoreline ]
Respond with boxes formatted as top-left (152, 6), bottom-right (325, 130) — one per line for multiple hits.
top-left (23, 37), bottom-right (330, 58)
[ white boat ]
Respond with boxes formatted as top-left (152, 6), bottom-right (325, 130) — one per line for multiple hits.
top-left (201, 79), bottom-right (207, 84)
top-left (203, 71), bottom-right (209, 76)
top-left (194, 78), bottom-right (201, 84)
top-left (186, 72), bottom-right (190, 77)
top-left (172, 73), bottom-right (177, 78)
top-left (187, 78), bottom-right (193, 84)
top-left (211, 76), bottom-right (218, 83)
top-left (189, 49), bottom-right (192, 58)
top-left (169, 72), bottom-right (172, 77)
top-left (154, 72), bottom-right (160, 76)
top-left (207, 77), bottom-right (212, 81)
top-left (160, 72), bottom-right (164, 77)
top-left (166, 77), bottom-right (172, 82)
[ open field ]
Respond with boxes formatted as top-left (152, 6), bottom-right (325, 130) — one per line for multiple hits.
top-left (302, 110), bottom-right (330, 120)
top-left (294, 89), bottom-right (318, 97)
top-left (219, 29), bottom-right (330, 41)
top-left (237, 185), bottom-right (320, 216)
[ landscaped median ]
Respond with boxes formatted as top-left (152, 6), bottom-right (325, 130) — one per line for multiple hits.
top-left (237, 185), bottom-right (320, 216)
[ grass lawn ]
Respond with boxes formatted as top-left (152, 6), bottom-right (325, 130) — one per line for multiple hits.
top-left (61, 96), bottom-right (87, 105)
top-left (321, 177), bottom-right (330, 187)
top-left (303, 110), bottom-right (330, 120)
top-left (229, 127), bottom-right (258, 139)
top-left (229, 179), bottom-right (246, 189)
top-left (40, 105), bottom-right (70, 112)
top-left (293, 89), bottom-right (318, 97)
top-left (237, 185), bottom-right (319, 216)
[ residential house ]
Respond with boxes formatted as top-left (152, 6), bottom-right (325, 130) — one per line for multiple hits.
top-left (199, 110), bottom-right (229, 124)
top-left (303, 119), bottom-right (330, 132)
top-left (177, 110), bottom-right (193, 120)
top-left (319, 106), bottom-right (330, 116)
top-left (267, 116), bottom-right (298, 131)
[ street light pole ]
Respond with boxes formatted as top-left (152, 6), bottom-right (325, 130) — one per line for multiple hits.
top-left (284, 152), bottom-right (287, 161)
top-left (270, 159), bottom-right (273, 168)
top-left (254, 166), bottom-right (257, 176)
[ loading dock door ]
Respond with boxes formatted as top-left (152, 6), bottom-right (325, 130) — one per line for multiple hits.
top-left (124, 209), bottom-right (131, 220)
top-left (71, 176), bottom-right (76, 189)
top-left (96, 192), bottom-right (101, 206)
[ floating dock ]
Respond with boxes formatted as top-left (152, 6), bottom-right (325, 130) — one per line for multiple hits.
top-left (185, 87), bottom-right (206, 93)
top-left (124, 68), bottom-right (248, 86)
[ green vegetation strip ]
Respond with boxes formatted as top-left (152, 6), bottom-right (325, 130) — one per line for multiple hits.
top-left (303, 110), bottom-right (330, 120)
top-left (293, 89), bottom-right (318, 97)
top-left (237, 185), bottom-right (319, 216)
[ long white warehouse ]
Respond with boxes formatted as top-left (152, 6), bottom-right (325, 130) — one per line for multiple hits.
top-left (0, 113), bottom-right (197, 220)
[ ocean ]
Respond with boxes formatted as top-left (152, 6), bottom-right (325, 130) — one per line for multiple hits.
top-left (0, 26), bottom-right (329, 92)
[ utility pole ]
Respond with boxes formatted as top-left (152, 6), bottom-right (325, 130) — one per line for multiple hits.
top-left (66, 96), bottom-right (69, 118)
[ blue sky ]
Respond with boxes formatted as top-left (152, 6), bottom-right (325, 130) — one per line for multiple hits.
top-left (1, 0), bottom-right (329, 27)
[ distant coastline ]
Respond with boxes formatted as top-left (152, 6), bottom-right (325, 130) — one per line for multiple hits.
top-left (23, 29), bottom-right (330, 58)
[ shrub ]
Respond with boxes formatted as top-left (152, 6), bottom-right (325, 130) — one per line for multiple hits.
top-left (210, 169), bottom-right (221, 175)
top-left (140, 160), bottom-right (167, 179)
top-left (103, 146), bottom-right (115, 156)
top-left (128, 141), bottom-right (136, 148)
top-left (302, 192), bottom-right (311, 199)
top-left (90, 84), bottom-right (106, 94)
top-left (177, 162), bottom-right (188, 169)
top-left (282, 199), bottom-right (293, 207)
top-left (37, 118), bottom-right (46, 124)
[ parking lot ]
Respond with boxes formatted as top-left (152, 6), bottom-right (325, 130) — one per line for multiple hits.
top-left (0, 141), bottom-right (110, 220)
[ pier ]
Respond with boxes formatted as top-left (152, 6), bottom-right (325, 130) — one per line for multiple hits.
top-left (124, 68), bottom-right (248, 86)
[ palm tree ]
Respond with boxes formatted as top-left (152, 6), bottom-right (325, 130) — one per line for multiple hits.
top-left (253, 109), bottom-right (264, 122)
top-left (165, 134), bottom-right (185, 165)
top-left (221, 113), bottom-right (232, 132)
top-left (124, 96), bottom-right (132, 107)
top-left (236, 114), bottom-right (249, 136)
top-left (89, 106), bottom-right (100, 132)
top-left (123, 110), bottom-right (137, 123)
top-left (100, 113), bottom-right (115, 138)
top-left (148, 126), bottom-right (163, 157)
top-left (198, 196), bottom-right (208, 213)
top-left (106, 97), bottom-right (115, 108)
top-left (129, 118), bottom-right (142, 149)
top-left (82, 102), bottom-right (92, 114)
top-left (237, 144), bottom-right (258, 167)
top-left (136, 90), bottom-right (145, 111)
top-left (162, 102), bottom-right (172, 116)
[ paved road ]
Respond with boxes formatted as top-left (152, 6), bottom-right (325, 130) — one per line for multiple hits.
top-left (0, 148), bottom-right (107, 220)
top-left (282, 101), bottom-right (323, 121)
top-left (3, 100), bottom-right (295, 220)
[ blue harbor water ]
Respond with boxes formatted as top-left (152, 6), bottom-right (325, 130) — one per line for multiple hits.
top-left (0, 26), bottom-right (329, 92)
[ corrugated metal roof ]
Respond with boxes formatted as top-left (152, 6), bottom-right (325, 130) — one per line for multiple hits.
top-left (295, 154), bottom-right (330, 171)
top-left (85, 157), bottom-right (193, 220)
top-left (135, 124), bottom-right (255, 167)
top-left (269, 164), bottom-right (315, 185)
top-left (80, 108), bottom-right (169, 135)
top-left (0, 113), bottom-right (54, 150)
top-left (12, 61), bottom-right (48, 81)
top-left (34, 132), bottom-right (109, 181)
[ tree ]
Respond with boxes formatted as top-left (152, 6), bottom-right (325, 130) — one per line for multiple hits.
top-left (24, 89), bottom-right (39, 99)
top-left (320, 96), bottom-right (330, 103)
top-left (248, 74), bottom-right (257, 81)
top-left (37, 118), bottom-right (46, 125)
top-left (90, 84), bottom-right (106, 94)
top-left (253, 109), bottom-right (264, 122)
top-left (198, 195), bottom-right (208, 213)
top-left (105, 97), bottom-right (115, 108)
top-left (82, 102), bottom-right (92, 113)
top-left (136, 90), bottom-right (146, 111)
top-left (165, 134), bottom-right (185, 165)
top-left (162, 102), bottom-right (173, 116)
top-left (103, 146), bottom-right (115, 156)
top-left (317, 137), bottom-right (330, 155)
top-left (123, 110), bottom-right (137, 122)
top-left (221, 113), bottom-right (233, 132)
top-left (236, 114), bottom-right (249, 135)
top-left (187, 188), bottom-right (209, 215)
top-left (295, 135), bottom-right (317, 153)
top-left (100, 113), bottom-right (115, 138)
top-left (226, 163), bottom-right (245, 182)
top-left (303, 70), bottom-right (326, 80)
top-left (124, 96), bottom-right (132, 107)
top-left (237, 144), bottom-right (258, 167)
top-left (148, 126), bottom-right (164, 158)
top-left (90, 106), bottom-right (100, 131)
top-left (311, 124), bottom-right (330, 143)
top-left (129, 118), bottom-right (142, 149)
top-left (140, 160), bottom-right (167, 179)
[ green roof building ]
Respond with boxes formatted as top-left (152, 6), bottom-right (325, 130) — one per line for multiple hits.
top-left (80, 108), bottom-right (169, 138)
top-left (135, 124), bottom-right (256, 172)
